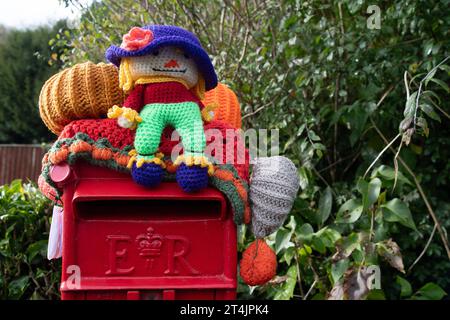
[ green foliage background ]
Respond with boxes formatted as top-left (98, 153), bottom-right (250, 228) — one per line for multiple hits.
top-left (1, 0), bottom-right (449, 299)
top-left (0, 181), bottom-right (60, 299)
top-left (0, 22), bottom-right (66, 143)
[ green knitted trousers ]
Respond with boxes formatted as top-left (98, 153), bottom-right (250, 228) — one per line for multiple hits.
top-left (135, 102), bottom-right (206, 160)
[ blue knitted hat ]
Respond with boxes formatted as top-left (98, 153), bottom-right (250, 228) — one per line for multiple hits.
top-left (105, 25), bottom-right (218, 91)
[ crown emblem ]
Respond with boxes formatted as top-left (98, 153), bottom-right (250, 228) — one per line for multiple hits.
top-left (136, 227), bottom-right (164, 270)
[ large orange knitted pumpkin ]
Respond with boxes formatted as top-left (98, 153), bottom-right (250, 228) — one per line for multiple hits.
top-left (39, 62), bottom-right (124, 134)
top-left (202, 83), bottom-right (242, 129)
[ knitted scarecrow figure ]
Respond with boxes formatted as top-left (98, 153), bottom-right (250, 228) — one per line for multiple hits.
top-left (105, 25), bottom-right (217, 192)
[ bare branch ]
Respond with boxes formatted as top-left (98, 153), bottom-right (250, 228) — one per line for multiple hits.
top-left (370, 118), bottom-right (450, 259)
top-left (407, 224), bottom-right (437, 273)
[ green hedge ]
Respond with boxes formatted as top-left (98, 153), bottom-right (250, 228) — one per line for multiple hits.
top-left (0, 180), bottom-right (60, 299)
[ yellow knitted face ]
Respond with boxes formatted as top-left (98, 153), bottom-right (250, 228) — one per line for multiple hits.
top-left (128, 46), bottom-right (199, 88)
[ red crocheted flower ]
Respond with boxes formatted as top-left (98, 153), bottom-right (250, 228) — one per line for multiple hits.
top-left (120, 27), bottom-right (153, 51)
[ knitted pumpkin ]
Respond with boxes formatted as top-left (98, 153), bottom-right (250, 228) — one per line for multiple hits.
top-left (39, 61), bottom-right (124, 134)
top-left (202, 83), bottom-right (242, 129)
top-left (240, 239), bottom-right (277, 286)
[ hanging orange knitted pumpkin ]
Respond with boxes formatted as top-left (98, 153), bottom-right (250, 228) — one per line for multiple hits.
top-left (239, 239), bottom-right (277, 286)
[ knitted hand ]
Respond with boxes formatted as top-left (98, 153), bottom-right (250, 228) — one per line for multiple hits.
top-left (107, 105), bottom-right (142, 130)
top-left (201, 103), bottom-right (218, 122)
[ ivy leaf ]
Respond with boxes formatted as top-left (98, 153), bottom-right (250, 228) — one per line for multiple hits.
top-left (396, 276), bottom-right (412, 298)
top-left (412, 283), bottom-right (447, 300)
top-left (296, 223), bottom-right (314, 242)
top-left (367, 178), bottom-right (381, 208)
top-left (307, 129), bottom-right (321, 141)
top-left (331, 258), bottom-right (349, 284)
top-left (8, 276), bottom-right (30, 299)
top-left (332, 233), bottom-right (361, 261)
top-left (275, 228), bottom-right (294, 254)
top-left (298, 167), bottom-right (309, 190)
top-left (311, 235), bottom-right (326, 254)
top-left (273, 265), bottom-right (298, 300)
top-left (376, 239), bottom-right (405, 273)
top-left (420, 104), bottom-right (441, 122)
top-left (26, 240), bottom-right (48, 263)
top-left (335, 199), bottom-right (363, 224)
top-left (285, 215), bottom-right (297, 233)
top-left (358, 178), bottom-right (381, 210)
top-left (427, 78), bottom-right (450, 93)
top-left (298, 244), bottom-right (313, 264)
top-left (282, 247), bottom-right (296, 265)
top-left (403, 91), bottom-right (418, 117)
top-left (315, 227), bottom-right (341, 248)
top-left (317, 186), bottom-right (333, 225)
top-left (382, 198), bottom-right (417, 231)
top-left (375, 165), bottom-right (412, 185)
top-left (366, 289), bottom-right (386, 300)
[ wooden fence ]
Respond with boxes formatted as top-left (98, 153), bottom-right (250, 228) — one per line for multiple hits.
top-left (0, 145), bottom-right (47, 185)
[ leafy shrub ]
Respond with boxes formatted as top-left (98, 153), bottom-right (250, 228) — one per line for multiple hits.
top-left (0, 180), bottom-right (60, 299)
top-left (0, 23), bottom-right (66, 143)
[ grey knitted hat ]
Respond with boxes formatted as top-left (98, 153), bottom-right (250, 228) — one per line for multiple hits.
top-left (250, 156), bottom-right (300, 238)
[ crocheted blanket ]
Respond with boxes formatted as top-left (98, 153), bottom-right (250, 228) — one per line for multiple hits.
top-left (38, 118), bottom-right (251, 225)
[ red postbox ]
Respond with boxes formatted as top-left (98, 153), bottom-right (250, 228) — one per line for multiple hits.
top-left (52, 162), bottom-right (237, 300)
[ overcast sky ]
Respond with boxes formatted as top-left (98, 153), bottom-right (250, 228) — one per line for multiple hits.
top-left (0, 0), bottom-right (91, 29)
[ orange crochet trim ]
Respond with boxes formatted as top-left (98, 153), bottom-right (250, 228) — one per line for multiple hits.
top-left (69, 140), bottom-right (92, 153)
top-left (114, 153), bottom-right (131, 167)
top-left (214, 168), bottom-right (251, 224)
top-left (49, 146), bottom-right (69, 164)
top-left (46, 134), bottom-right (132, 170)
top-left (92, 147), bottom-right (114, 161)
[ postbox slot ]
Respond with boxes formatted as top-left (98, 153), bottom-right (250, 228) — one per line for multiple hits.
top-left (75, 199), bottom-right (224, 220)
